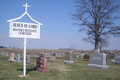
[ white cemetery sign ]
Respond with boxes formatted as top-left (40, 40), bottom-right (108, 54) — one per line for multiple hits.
top-left (7, 3), bottom-right (43, 76)
top-left (9, 22), bottom-right (40, 39)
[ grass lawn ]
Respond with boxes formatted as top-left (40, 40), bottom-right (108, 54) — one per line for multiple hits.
top-left (0, 55), bottom-right (9, 58)
top-left (0, 57), bottom-right (120, 80)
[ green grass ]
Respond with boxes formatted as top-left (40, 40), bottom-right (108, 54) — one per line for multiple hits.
top-left (0, 55), bottom-right (9, 58)
top-left (0, 57), bottom-right (120, 80)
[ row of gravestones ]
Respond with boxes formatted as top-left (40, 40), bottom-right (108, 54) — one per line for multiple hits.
top-left (64, 50), bottom-right (120, 69)
top-left (9, 53), bottom-right (21, 62)
top-left (29, 52), bottom-right (65, 57)
top-left (9, 53), bottom-right (32, 66)
top-left (45, 52), bottom-right (64, 57)
top-left (1, 52), bottom-right (9, 56)
top-left (8, 52), bottom-right (50, 73)
top-left (7, 50), bottom-right (120, 74)
top-left (76, 52), bottom-right (89, 58)
top-left (76, 51), bottom-right (119, 61)
top-left (7, 51), bottom-right (119, 63)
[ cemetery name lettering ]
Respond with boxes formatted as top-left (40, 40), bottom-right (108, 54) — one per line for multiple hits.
top-left (12, 22), bottom-right (38, 35)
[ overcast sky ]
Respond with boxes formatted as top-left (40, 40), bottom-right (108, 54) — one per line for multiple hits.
top-left (0, 0), bottom-right (120, 50)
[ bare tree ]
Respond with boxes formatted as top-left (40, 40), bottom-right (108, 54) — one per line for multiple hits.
top-left (71, 0), bottom-right (120, 50)
top-left (70, 44), bottom-right (76, 50)
top-left (84, 36), bottom-right (109, 51)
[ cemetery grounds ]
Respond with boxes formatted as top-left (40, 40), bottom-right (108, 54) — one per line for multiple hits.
top-left (0, 55), bottom-right (120, 80)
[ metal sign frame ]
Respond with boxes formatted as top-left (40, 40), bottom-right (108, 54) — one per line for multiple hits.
top-left (7, 3), bottom-right (43, 76)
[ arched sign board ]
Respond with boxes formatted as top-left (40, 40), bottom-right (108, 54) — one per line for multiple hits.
top-left (7, 3), bottom-right (42, 39)
top-left (9, 22), bottom-right (40, 39)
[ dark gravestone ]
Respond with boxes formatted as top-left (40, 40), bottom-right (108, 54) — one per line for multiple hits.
top-left (34, 53), bottom-right (45, 70)
top-left (64, 51), bottom-right (74, 64)
top-left (39, 53), bottom-right (45, 58)
top-left (83, 54), bottom-right (90, 61)
top-left (37, 57), bottom-right (49, 73)
top-left (53, 53), bottom-right (56, 56)
top-left (108, 53), bottom-right (115, 58)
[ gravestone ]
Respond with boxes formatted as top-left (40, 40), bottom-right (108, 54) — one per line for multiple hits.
top-left (108, 52), bottom-right (115, 58)
top-left (56, 53), bottom-right (58, 56)
top-left (76, 53), bottom-right (81, 58)
top-left (47, 53), bottom-right (50, 57)
top-left (59, 53), bottom-right (61, 56)
top-left (111, 53), bottom-right (120, 64)
top-left (2, 52), bottom-right (4, 56)
top-left (50, 56), bottom-right (56, 61)
top-left (53, 53), bottom-right (56, 56)
top-left (37, 57), bottom-right (49, 73)
top-left (81, 53), bottom-right (85, 58)
top-left (6, 53), bottom-right (8, 56)
top-left (4, 52), bottom-right (6, 56)
top-left (61, 53), bottom-right (64, 56)
top-left (15, 54), bottom-right (21, 62)
top-left (35, 53), bottom-right (45, 69)
top-left (87, 50), bottom-right (109, 69)
top-left (26, 55), bottom-right (31, 65)
top-left (9, 52), bottom-right (15, 62)
top-left (1, 52), bottom-right (4, 55)
top-left (50, 52), bottom-right (56, 61)
top-left (83, 53), bottom-right (90, 61)
top-left (45, 53), bottom-right (47, 56)
top-left (64, 51), bottom-right (74, 64)
top-left (39, 53), bottom-right (45, 58)
top-left (76, 55), bottom-right (79, 58)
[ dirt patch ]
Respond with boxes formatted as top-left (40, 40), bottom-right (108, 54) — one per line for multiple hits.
top-left (50, 65), bottom-right (71, 72)
top-left (18, 74), bottom-right (29, 77)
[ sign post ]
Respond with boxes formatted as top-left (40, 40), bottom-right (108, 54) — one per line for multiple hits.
top-left (7, 3), bottom-right (43, 76)
top-left (23, 38), bottom-right (26, 76)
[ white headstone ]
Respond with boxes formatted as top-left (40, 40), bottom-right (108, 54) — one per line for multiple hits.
top-left (15, 54), bottom-right (21, 62)
top-left (6, 53), bottom-right (8, 56)
top-left (48, 53), bottom-right (50, 57)
top-left (111, 53), bottom-right (120, 64)
top-left (45, 53), bottom-right (47, 56)
top-left (76, 55), bottom-right (79, 58)
top-left (88, 50), bottom-right (109, 69)
top-left (81, 53), bottom-right (85, 58)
